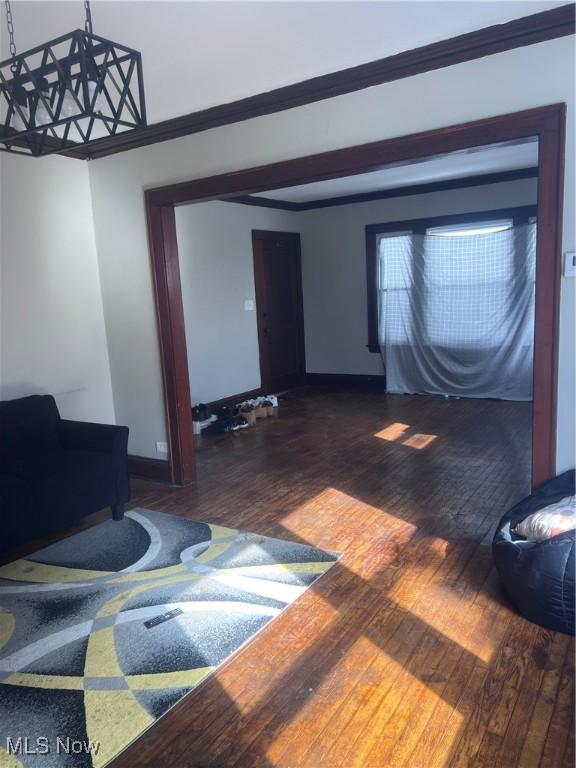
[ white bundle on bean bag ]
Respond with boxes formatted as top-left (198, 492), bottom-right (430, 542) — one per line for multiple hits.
top-left (514, 496), bottom-right (576, 541)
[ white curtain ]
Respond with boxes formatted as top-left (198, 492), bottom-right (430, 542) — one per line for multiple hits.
top-left (378, 223), bottom-right (536, 401)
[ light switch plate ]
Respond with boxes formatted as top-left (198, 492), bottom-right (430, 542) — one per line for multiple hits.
top-left (156, 441), bottom-right (168, 454)
top-left (244, 299), bottom-right (255, 311)
top-left (564, 251), bottom-right (576, 277)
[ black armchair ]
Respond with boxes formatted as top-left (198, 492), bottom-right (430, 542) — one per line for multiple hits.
top-left (0, 394), bottom-right (130, 552)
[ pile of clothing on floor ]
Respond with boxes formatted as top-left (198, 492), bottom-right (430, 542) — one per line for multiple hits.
top-left (192, 395), bottom-right (279, 435)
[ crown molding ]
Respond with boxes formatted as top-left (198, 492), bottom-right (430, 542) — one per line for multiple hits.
top-left (59, 4), bottom-right (574, 161)
top-left (225, 167), bottom-right (539, 211)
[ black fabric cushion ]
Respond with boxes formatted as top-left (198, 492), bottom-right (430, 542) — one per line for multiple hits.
top-left (0, 474), bottom-right (38, 549)
top-left (11, 450), bottom-right (117, 532)
top-left (492, 470), bottom-right (575, 635)
top-left (0, 395), bottom-right (61, 460)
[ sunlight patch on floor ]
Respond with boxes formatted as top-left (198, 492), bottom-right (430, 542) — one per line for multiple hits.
top-left (279, 487), bottom-right (416, 553)
top-left (390, 587), bottom-right (496, 665)
top-left (264, 632), bottom-right (463, 767)
top-left (375, 422), bottom-right (411, 441)
top-left (263, 634), bottom-right (393, 762)
top-left (214, 592), bottom-right (339, 715)
top-left (381, 690), bottom-right (462, 768)
top-left (403, 433), bottom-right (437, 449)
top-left (375, 422), bottom-right (437, 450)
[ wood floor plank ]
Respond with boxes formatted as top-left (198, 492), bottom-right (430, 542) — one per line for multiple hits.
top-left (539, 647), bottom-right (576, 768)
top-left (513, 632), bottom-right (571, 768)
top-left (300, 513), bottom-right (495, 766)
top-left (5, 389), bottom-right (569, 768)
top-left (380, 566), bottom-right (507, 766)
top-left (447, 618), bottom-right (541, 767)
top-left (121, 390), bottom-right (572, 768)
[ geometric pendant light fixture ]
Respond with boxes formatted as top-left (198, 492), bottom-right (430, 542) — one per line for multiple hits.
top-left (0, 0), bottom-right (146, 156)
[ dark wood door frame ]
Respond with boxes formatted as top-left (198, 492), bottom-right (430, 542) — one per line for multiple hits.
top-left (144, 103), bottom-right (565, 487)
top-left (252, 230), bottom-right (306, 394)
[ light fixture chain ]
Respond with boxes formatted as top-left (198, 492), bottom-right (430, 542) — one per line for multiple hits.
top-left (5, 0), bottom-right (17, 59)
top-left (84, 0), bottom-right (93, 34)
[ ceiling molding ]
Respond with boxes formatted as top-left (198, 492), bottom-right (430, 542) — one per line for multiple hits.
top-left (226, 195), bottom-right (302, 212)
top-left (225, 167), bottom-right (539, 212)
top-left (64, 4), bottom-right (574, 161)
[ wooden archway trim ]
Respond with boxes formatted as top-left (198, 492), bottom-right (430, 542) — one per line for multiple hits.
top-left (145, 201), bottom-right (195, 484)
top-left (144, 103), bottom-right (566, 487)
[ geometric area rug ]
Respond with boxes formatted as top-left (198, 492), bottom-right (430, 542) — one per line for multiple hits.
top-left (0, 509), bottom-right (340, 767)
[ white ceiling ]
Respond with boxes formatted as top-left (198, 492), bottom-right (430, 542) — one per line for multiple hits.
top-left (2, 1), bottom-right (566, 125)
top-left (252, 141), bottom-right (539, 202)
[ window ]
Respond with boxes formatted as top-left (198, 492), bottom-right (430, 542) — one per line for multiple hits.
top-left (365, 206), bottom-right (537, 353)
top-left (427, 220), bottom-right (512, 237)
top-left (376, 232), bottom-right (412, 347)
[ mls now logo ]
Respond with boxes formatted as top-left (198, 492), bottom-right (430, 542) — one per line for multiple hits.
top-left (6, 738), bottom-right (50, 755)
top-left (6, 736), bottom-right (100, 755)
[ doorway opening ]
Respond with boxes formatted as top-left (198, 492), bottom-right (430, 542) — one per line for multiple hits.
top-left (145, 104), bottom-right (564, 486)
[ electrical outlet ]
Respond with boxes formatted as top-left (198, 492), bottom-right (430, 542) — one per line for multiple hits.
top-left (244, 299), bottom-right (255, 311)
top-left (156, 441), bottom-right (168, 454)
top-left (564, 251), bottom-right (576, 277)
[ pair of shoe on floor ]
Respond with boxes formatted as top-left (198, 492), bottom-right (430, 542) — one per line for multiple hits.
top-left (238, 395), bottom-right (279, 423)
top-left (201, 405), bottom-right (248, 435)
top-left (197, 394), bottom-right (279, 435)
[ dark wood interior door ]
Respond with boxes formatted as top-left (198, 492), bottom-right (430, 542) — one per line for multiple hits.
top-left (252, 230), bottom-right (306, 394)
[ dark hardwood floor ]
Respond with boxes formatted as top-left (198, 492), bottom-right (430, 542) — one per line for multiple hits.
top-left (7, 388), bottom-right (575, 767)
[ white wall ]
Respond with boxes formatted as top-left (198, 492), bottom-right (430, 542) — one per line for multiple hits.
top-left (88, 36), bottom-right (575, 469)
top-left (0, 153), bottom-right (115, 423)
top-left (300, 177), bottom-right (538, 376)
top-left (175, 200), bottom-right (299, 405)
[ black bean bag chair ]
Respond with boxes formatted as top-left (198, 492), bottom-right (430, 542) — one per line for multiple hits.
top-left (492, 469), bottom-right (575, 635)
